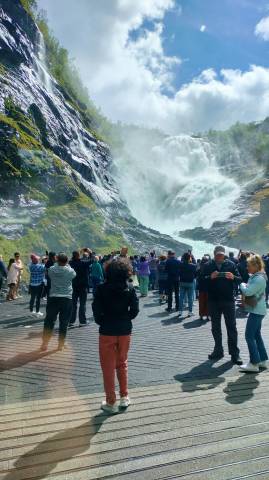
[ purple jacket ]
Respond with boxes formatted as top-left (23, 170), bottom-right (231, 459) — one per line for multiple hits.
top-left (138, 261), bottom-right (150, 276)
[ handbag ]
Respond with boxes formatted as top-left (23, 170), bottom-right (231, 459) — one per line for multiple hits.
top-left (243, 292), bottom-right (264, 307)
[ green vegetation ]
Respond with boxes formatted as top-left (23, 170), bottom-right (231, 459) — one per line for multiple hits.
top-left (0, 63), bottom-right (6, 77)
top-left (0, 191), bottom-right (128, 265)
top-left (207, 120), bottom-right (269, 173)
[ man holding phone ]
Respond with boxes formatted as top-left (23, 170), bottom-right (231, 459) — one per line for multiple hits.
top-left (203, 246), bottom-right (243, 364)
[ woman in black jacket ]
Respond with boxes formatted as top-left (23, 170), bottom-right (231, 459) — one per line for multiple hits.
top-left (92, 259), bottom-right (139, 414)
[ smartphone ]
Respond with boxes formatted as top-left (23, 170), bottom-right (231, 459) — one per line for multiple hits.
top-left (217, 272), bottom-right (227, 277)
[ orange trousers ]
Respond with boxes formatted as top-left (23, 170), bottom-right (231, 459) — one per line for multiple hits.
top-left (99, 334), bottom-right (131, 405)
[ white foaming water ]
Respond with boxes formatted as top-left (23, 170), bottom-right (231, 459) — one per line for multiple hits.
top-left (35, 32), bottom-right (53, 95)
top-left (114, 134), bottom-right (241, 256)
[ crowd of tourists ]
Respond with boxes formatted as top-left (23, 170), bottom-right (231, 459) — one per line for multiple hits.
top-left (0, 245), bottom-right (269, 414)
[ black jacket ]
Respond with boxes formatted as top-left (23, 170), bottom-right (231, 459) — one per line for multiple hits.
top-left (165, 257), bottom-right (181, 280)
top-left (178, 262), bottom-right (197, 283)
top-left (69, 259), bottom-right (89, 288)
top-left (203, 259), bottom-right (242, 302)
top-left (92, 282), bottom-right (139, 335)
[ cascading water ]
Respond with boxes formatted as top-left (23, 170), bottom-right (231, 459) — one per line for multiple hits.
top-left (35, 32), bottom-right (53, 95)
top-left (113, 134), bottom-right (241, 255)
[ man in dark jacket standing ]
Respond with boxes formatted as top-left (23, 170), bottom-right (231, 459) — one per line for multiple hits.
top-left (69, 251), bottom-right (90, 327)
top-left (203, 246), bottom-right (242, 364)
top-left (165, 250), bottom-right (180, 312)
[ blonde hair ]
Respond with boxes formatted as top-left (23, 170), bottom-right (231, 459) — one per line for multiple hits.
top-left (247, 254), bottom-right (264, 272)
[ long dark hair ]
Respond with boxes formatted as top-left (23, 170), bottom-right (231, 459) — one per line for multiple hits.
top-left (8, 258), bottom-right (15, 270)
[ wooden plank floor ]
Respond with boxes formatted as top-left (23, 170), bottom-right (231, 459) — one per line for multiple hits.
top-left (1, 291), bottom-right (269, 478)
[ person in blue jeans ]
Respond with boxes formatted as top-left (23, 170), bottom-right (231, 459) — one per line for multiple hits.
top-left (240, 254), bottom-right (268, 373)
top-left (178, 252), bottom-right (197, 317)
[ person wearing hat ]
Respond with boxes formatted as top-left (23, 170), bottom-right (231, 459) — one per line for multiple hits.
top-left (29, 254), bottom-right (45, 316)
top-left (203, 246), bottom-right (243, 364)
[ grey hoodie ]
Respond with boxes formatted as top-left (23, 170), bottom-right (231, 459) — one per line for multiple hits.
top-left (48, 264), bottom-right (76, 299)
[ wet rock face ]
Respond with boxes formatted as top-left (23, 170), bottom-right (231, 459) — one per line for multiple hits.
top-left (0, 196), bottom-right (45, 239)
top-left (0, 0), bottom-right (117, 206)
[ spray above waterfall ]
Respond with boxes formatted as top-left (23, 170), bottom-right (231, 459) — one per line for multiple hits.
top-left (113, 133), bottom-right (241, 238)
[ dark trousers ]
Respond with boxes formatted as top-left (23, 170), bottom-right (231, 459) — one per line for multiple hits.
top-left (167, 279), bottom-right (179, 310)
top-left (159, 279), bottom-right (167, 295)
top-left (92, 277), bottom-right (102, 296)
top-left (43, 297), bottom-right (72, 346)
top-left (70, 285), bottom-right (87, 325)
top-left (149, 271), bottom-right (157, 290)
top-left (29, 285), bottom-right (43, 313)
top-left (209, 301), bottom-right (239, 357)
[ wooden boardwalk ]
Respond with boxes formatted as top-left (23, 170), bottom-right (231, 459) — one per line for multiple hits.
top-left (0, 292), bottom-right (269, 478)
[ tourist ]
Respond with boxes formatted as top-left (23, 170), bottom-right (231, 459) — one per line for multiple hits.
top-left (40, 253), bottom-right (76, 351)
top-left (178, 252), bottom-right (197, 317)
top-left (129, 256), bottom-right (139, 288)
top-left (14, 252), bottom-right (23, 298)
top-left (239, 254), bottom-right (268, 373)
top-left (29, 254), bottom-right (45, 316)
top-left (157, 254), bottom-right (168, 305)
top-left (81, 248), bottom-right (93, 292)
top-left (45, 251), bottom-right (56, 298)
top-left (229, 251), bottom-right (238, 264)
top-left (138, 256), bottom-right (150, 297)
top-left (203, 245), bottom-right (242, 364)
top-left (262, 252), bottom-right (269, 306)
top-left (197, 255), bottom-right (210, 321)
top-left (165, 250), bottom-right (180, 312)
top-left (69, 251), bottom-right (89, 327)
top-left (6, 258), bottom-right (22, 301)
top-left (91, 256), bottom-right (104, 296)
top-left (149, 252), bottom-right (158, 290)
top-left (92, 259), bottom-right (139, 414)
top-left (0, 256), bottom-right (7, 300)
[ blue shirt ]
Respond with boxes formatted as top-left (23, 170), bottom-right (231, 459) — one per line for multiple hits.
top-left (29, 263), bottom-right (45, 286)
top-left (240, 272), bottom-right (267, 316)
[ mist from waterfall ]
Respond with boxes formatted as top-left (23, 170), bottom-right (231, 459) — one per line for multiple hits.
top-left (113, 133), bottom-right (241, 241)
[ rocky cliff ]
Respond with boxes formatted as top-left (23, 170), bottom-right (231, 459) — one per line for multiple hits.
top-left (0, 0), bottom-right (189, 257)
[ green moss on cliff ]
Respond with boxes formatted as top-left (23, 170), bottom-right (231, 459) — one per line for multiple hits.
top-left (0, 191), bottom-right (128, 264)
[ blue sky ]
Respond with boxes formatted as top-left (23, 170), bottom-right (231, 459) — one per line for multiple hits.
top-left (156, 0), bottom-right (269, 88)
top-left (38, 0), bottom-right (269, 133)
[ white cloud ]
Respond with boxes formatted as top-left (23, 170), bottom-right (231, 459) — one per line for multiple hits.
top-left (38, 0), bottom-right (269, 134)
top-left (200, 25), bottom-right (206, 32)
top-left (255, 16), bottom-right (269, 41)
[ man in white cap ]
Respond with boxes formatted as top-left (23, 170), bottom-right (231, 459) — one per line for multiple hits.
top-left (203, 245), bottom-right (243, 365)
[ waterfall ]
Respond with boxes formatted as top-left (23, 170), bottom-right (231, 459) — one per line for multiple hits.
top-left (35, 32), bottom-right (53, 95)
top-left (113, 134), bottom-right (241, 249)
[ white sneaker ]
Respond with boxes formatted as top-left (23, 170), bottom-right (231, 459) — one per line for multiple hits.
top-left (30, 310), bottom-right (36, 316)
top-left (101, 401), bottom-right (118, 415)
top-left (239, 362), bottom-right (259, 373)
top-left (120, 396), bottom-right (131, 408)
top-left (188, 312), bottom-right (194, 317)
top-left (259, 360), bottom-right (269, 369)
top-left (35, 312), bottom-right (44, 317)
